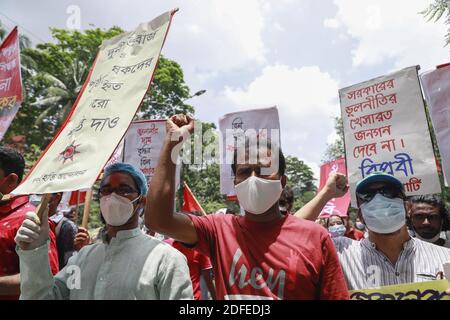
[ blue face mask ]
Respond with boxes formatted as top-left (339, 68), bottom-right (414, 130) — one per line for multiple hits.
top-left (328, 224), bottom-right (346, 238)
top-left (360, 193), bottom-right (406, 234)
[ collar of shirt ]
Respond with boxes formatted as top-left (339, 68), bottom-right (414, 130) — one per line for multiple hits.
top-left (0, 195), bottom-right (30, 217)
top-left (361, 236), bottom-right (415, 253)
top-left (102, 227), bottom-right (142, 244)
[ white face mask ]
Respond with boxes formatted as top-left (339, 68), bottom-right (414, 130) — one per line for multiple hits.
top-left (235, 175), bottom-right (282, 215)
top-left (355, 222), bottom-right (366, 231)
top-left (360, 193), bottom-right (406, 234)
top-left (100, 193), bottom-right (140, 227)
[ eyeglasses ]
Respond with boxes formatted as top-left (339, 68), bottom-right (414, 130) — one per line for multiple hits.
top-left (411, 214), bottom-right (441, 223)
top-left (356, 186), bottom-right (403, 203)
top-left (99, 185), bottom-right (138, 197)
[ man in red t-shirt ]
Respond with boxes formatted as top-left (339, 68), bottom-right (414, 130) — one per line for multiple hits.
top-left (145, 115), bottom-right (349, 300)
top-left (0, 147), bottom-right (59, 300)
top-left (165, 238), bottom-right (216, 300)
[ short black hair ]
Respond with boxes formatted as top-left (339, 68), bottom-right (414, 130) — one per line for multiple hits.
top-left (279, 186), bottom-right (294, 205)
top-left (409, 194), bottom-right (450, 231)
top-left (0, 146), bottom-right (25, 183)
top-left (231, 137), bottom-right (285, 176)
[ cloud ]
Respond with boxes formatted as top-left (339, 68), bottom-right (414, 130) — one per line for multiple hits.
top-left (325, 0), bottom-right (449, 71)
top-left (223, 64), bottom-right (340, 169)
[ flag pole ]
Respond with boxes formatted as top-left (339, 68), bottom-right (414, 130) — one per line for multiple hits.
top-left (81, 189), bottom-right (93, 229)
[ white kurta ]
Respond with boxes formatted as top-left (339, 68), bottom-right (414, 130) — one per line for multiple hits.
top-left (17, 228), bottom-right (193, 300)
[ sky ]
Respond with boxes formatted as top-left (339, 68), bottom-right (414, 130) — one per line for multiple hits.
top-left (1, 0), bottom-right (448, 181)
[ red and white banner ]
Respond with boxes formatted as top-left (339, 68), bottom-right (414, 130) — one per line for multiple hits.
top-left (318, 157), bottom-right (350, 217)
top-left (421, 64), bottom-right (450, 186)
top-left (12, 10), bottom-right (177, 195)
top-left (339, 66), bottom-right (440, 205)
top-left (0, 27), bottom-right (22, 141)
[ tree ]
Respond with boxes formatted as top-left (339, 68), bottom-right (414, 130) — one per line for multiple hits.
top-left (323, 116), bottom-right (345, 162)
top-left (422, 0), bottom-right (450, 44)
top-left (285, 156), bottom-right (317, 210)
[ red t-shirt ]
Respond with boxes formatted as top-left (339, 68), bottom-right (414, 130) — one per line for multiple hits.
top-left (189, 213), bottom-right (349, 300)
top-left (0, 196), bottom-right (59, 300)
top-left (345, 228), bottom-right (365, 241)
top-left (165, 238), bottom-right (212, 300)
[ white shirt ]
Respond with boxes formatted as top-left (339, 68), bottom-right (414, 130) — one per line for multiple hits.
top-left (17, 228), bottom-right (193, 300)
top-left (333, 236), bottom-right (450, 290)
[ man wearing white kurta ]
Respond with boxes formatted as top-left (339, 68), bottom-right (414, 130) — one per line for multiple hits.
top-left (15, 163), bottom-right (193, 300)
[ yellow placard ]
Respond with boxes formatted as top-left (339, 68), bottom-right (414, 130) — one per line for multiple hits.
top-left (350, 280), bottom-right (450, 300)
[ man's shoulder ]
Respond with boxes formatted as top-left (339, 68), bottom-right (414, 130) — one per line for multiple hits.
top-left (414, 238), bottom-right (450, 256)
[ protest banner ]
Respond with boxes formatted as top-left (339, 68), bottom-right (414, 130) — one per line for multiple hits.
top-left (122, 119), bottom-right (180, 187)
top-left (12, 9), bottom-right (177, 195)
top-left (421, 64), bottom-right (450, 186)
top-left (0, 27), bottom-right (22, 141)
top-left (339, 66), bottom-right (440, 205)
top-left (218, 106), bottom-right (280, 198)
top-left (350, 280), bottom-right (450, 300)
top-left (318, 157), bottom-right (351, 217)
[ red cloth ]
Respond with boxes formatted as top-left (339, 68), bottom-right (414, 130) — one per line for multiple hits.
top-left (69, 190), bottom-right (86, 206)
top-left (0, 195), bottom-right (59, 300)
top-left (182, 184), bottom-right (202, 213)
top-left (345, 228), bottom-right (365, 241)
top-left (165, 238), bottom-right (212, 300)
top-left (188, 213), bottom-right (349, 300)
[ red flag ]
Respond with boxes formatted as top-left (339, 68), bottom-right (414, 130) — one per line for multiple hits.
top-left (318, 157), bottom-right (351, 218)
top-left (69, 190), bottom-right (87, 206)
top-left (0, 27), bottom-right (22, 140)
top-left (182, 182), bottom-right (205, 215)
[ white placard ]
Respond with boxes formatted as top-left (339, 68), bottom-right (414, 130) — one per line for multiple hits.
top-left (218, 106), bottom-right (280, 197)
top-left (339, 66), bottom-right (440, 205)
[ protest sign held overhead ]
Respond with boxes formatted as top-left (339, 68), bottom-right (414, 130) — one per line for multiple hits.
top-left (12, 10), bottom-right (177, 195)
top-left (218, 106), bottom-right (280, 198)
top-left (0, 27), bottom-right (22, 141)
top-left (123, 119), bottom-right (180, 187)
top-left (339, 66), bottom-right (440, 205)
top-left (318, 157), bottom-right (350, 217)
top-left (421, 64), bottom-right (450, 186)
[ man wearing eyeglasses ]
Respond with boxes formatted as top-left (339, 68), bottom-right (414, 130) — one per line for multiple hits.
top-left (408, 194), bottom-right (450, 248)
top-left (333, 172), bottom-right (450, 290)
top-left (14, 163), bottom-right (193, 300)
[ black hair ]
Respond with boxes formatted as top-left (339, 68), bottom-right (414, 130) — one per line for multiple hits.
top-left (0, 146), bottom-right (25, 183)
top-left (409, 194), bottom-right (450, 231)
top-left (231, 137), bottom-right (285, 176)
top-left (326, 214), bottom-right (345, 228)
top-left (279, 186), bottom-right (294, 205)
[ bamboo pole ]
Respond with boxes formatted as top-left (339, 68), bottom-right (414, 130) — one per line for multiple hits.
top-left (81, 190), bottom-right (93, 229)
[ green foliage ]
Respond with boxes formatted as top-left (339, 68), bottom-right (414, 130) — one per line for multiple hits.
top-left (323, 116), bottom-right (345, 162)
top-left (421, 0), bottom-right (450, 44)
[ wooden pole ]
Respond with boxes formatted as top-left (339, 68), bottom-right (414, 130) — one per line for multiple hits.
top-left (81, 190), bottom-right (93, 229)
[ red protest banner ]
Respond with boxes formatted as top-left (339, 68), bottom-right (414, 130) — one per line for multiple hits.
top-left (0, 27), bottom-right (22, 140)
top-left (318, 157), bottom-right (351, 217)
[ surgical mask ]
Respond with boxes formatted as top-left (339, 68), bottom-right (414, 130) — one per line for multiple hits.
top-left (360, 193), bottom-right (406, 234)
top-left (355, 222), bottom-right (366, 230)
top-left (235, 176), bottom-right (282, 215)
top-left (100, 193), bottom-right (140, 226)
top-left (328, 224), bottom-right (346, 238)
